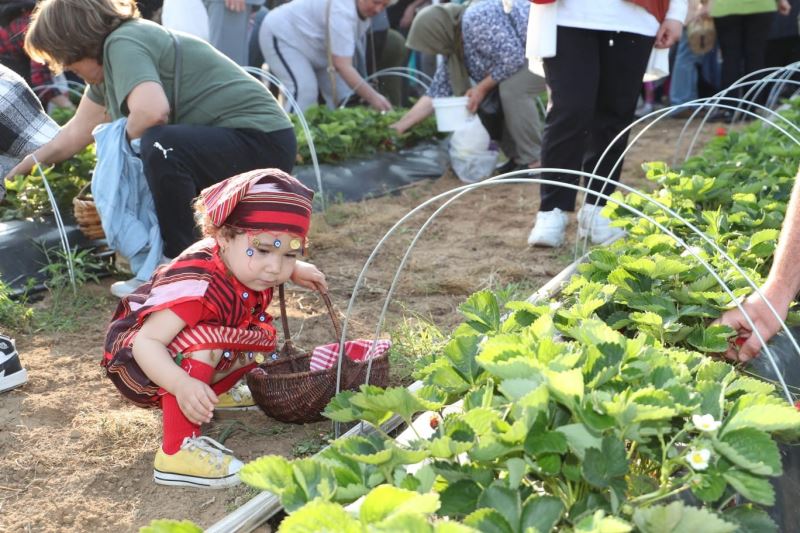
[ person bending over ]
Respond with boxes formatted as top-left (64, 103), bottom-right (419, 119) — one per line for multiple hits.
top-left (8, 0), bottom-right (297, 296)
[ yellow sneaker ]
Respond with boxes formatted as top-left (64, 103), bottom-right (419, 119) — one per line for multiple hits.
top-left (216, 379), bottom-right (258, 411)
top-left (153, 436), bottom-right (243, 488)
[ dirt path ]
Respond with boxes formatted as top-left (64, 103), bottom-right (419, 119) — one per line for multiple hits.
top-left (0, 118), bottom-right (716, 532)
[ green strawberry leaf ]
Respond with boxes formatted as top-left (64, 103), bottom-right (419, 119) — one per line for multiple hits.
top-left (359, 485), bottom-right (440, 524)
top-left (714, 427), bottom-right (781, 476)
top-left (633, 501), bottom-right (737, 533)
top-left (722, 469), bottom-right (776, 506)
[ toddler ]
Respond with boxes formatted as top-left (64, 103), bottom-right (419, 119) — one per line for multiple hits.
top-left (102, 168), bottom-right (326, 488)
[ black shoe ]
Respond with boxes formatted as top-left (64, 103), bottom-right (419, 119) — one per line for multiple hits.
top-left (0, 334), bottom-right (28, 393)
top-left (494, 159), bottom-right (517, 176)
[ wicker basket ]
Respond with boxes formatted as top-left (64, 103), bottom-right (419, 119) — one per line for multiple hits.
top-left (246, 286), bottom-right (390, 424)
top-left (72, 182), bottom-right (105, 240)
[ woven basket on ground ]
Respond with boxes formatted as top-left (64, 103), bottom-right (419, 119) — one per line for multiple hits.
top-left (72, 182), bottom-right (105, 240)
top-left (246, 285), bottom-right (390, 424)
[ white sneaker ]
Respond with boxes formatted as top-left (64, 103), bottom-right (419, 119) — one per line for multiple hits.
top-left (578, 204), bottom-right (625, 244)
top-left (635, 101), bottom-right (654, 118)
top-left (110, 277), bottom-right (145, 298)
top-left (0, 335), bottom-right (27, 393)
top-left (527, 208), bottom-right (569, 247)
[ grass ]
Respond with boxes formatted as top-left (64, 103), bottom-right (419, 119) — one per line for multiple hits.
top-left (320, 203), bottom-right (354, 227)
top-left (206, 419), bottom-right (293, 445)
top-left (0, 244), bottom-right (116, 334)
top-left (33, 287), bottom-right (114, 333)
top-left (71, 409), bottom-right (160, 468)
top-left (37, 243), bottom-right (110, 290)
top-left (291, 430), bottom-right (333, 458)
top-left (386, 312), bottom-right (447, 385)
top-left (0, 280), bottom-right (34, 331)
top-left (224, 485), bottom-right (262, 513)
top-left (486, 279), bottom-right (540, 307)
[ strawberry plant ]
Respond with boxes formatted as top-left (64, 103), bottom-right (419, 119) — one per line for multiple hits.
top-left (292, 105), bottom-right (442, 164)
top-left (147, 99), bottom-right (800, 532)
top-left (0, 105), bottom-right (441, 221)
top-left (1, 145), bottom-right (96, 221)
top-left (238, 290), bottom-right (800, 531)
top-left (229, 100), bottom-right (800, 531)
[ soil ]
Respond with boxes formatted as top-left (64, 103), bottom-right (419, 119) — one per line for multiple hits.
top-left (0, 118), bottom-right (716, 532)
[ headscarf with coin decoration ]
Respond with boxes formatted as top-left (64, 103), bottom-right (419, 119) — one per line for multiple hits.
top-left (200, 168), bottom-right (314, 252)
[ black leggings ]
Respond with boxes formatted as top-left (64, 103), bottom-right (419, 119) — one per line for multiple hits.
top-left (714, 12), bottom-right (776, 96)
top-left (539, 26), bottom-right (654, 211)
top-left (140, 125), bottom-right (297, 258)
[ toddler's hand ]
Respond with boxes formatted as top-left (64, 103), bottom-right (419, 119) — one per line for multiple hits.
top-left (175, 376), bottom-right (218, 425)
top-left (291, 260), bottom-right (328, 292)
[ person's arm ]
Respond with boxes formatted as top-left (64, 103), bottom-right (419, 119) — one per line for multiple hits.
top-left (331, 55), bottom-right (392, 111)
top-left (125, 81), bottom-right (171, 139)
top-left (290, 260), bottom-right (328, 292)
top-left (655, 0), bottom-right (687, 48)
top-left (133, 308), bottom-right (218, 425)
top-left (4, 93), bottom-right (106, 180)
top-left (717, 167), bottom-right (800, 361)
top-left (390, 95), bottom-right (434, 134)
top-left (466, 5), bottom-right (526, 87)
top-left (399, 0), bottom-right (430, 29)
top-left (465, 75), bottom-right (498, 113)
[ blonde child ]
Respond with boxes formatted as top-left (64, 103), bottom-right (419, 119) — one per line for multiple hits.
top-left (102, 168), bottom-right (327, 488)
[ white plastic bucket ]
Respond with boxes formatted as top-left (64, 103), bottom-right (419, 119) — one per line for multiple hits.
top-left (432, 96), bottom-right (470, 132)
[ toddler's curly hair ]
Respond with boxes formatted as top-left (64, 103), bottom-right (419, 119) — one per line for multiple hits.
top-left (193, 196), bottom-right (241, 241)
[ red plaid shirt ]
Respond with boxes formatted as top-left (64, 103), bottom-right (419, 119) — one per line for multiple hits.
top-left (0, 13), bottom-right (59, 105)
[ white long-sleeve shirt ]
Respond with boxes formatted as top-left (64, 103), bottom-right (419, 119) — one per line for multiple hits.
top-left (556, 0), bottom-right (688, 37)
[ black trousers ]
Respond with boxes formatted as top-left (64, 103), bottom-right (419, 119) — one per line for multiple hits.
top-left (539, 27), bottom-right (654, 212)
top-left (714, 12), bottom-right (775, 97)
top-left (140, 125), bottom-right (297, 258)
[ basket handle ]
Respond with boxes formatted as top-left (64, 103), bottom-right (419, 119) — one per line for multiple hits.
top-left (75, 181), bottom-right (92, 199)
top-left (278, 283), bottom-right (343, 356)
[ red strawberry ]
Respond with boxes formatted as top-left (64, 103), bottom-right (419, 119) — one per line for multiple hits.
top-left (715, 127), bottom-right (727, 137)
top-left (795, 401), bottom-right (800, 411)
top-left (735, 336), bottom-right (746, 347)
top-left (429, 415), bottom-right (440, 429)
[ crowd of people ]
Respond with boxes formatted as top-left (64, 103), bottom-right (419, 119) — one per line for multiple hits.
top-left (2, 0), bottom-right (800, 491)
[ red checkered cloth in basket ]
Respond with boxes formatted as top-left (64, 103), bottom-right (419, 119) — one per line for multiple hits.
top-left (309, 339), bottom-right (392, 371)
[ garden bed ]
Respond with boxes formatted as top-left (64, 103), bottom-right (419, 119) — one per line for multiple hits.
top-left (0, 119), bottom-right (717, 531)
top-left (0, 106), bottom-right (445, 294)
top-left (192, 102), bottom-right (800, 531)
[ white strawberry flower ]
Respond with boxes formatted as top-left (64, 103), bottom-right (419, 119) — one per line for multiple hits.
top-left (692, 414), bottom-right (722, 432)
top-left (687, 448), bottom-right (711, 471)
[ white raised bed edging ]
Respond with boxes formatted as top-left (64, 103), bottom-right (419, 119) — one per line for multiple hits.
top-left (207, 381), bottom-right (424, 532)
top-left (205, 250), bottom-right (591, 532)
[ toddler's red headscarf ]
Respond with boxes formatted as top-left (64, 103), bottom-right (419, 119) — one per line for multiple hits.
top-left (200, 169), bottom-right (314, 238)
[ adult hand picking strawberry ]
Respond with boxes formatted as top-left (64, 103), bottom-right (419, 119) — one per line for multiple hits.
top-left (715, 283), bottom-right (792, 362)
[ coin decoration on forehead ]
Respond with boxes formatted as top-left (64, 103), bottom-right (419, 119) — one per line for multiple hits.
top-left (289, 238), bottom-right (302, 250)
top-left (273, 239), bottom-right (282, 248)
top-left (252, 237), bottom-right (261, 247)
